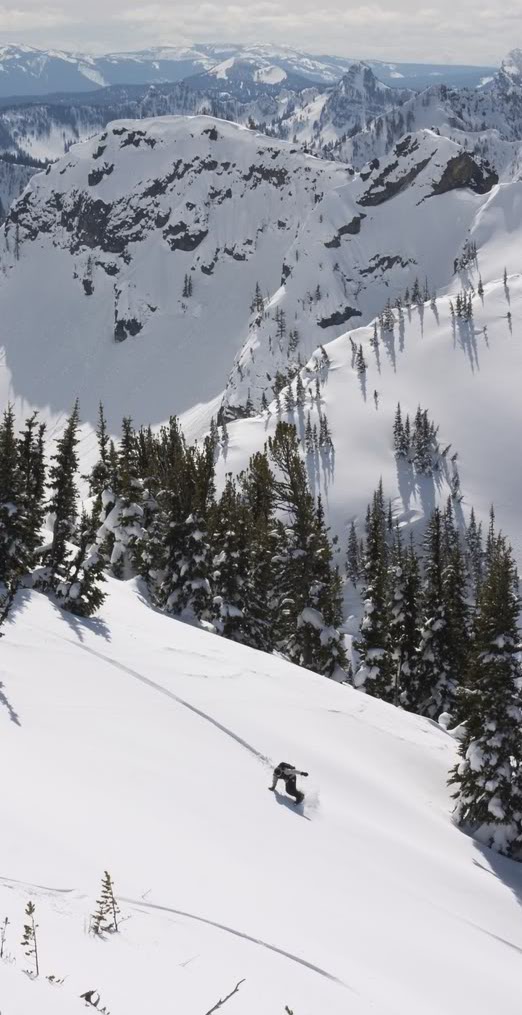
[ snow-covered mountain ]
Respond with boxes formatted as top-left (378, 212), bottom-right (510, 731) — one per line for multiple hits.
top-left (0, 80), bottom-right (308, 164)
top-left (0, 44), bottom-right (110, 97)
top-left (283, 62), bottom-right (412, 150)
top-left (0, 52), bottom-right (515, 177)
top-left (1, 576), bottom-right (522, 1015)
top-left (0, 117), bottom-right (497, 438)
top-left (0, 43), bottom-right (350, 99)
top-left (333, 50), bottom-right (522, 173)
top-left (221, 129), bottom-right (497, 414)
top-left (0, 42), bottom-right (494, 99)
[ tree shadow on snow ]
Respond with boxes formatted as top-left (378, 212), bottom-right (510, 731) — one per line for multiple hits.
top-left (472, 843), bottom-right (522, 944)
top-left (0, 682), bottom-right (21, 726)
top-left (455, 320), bottom-right (480, 373)
top-left (51, 599), bottom-right (111, 644)
top-left (273, 789), bottom-right (311, 821)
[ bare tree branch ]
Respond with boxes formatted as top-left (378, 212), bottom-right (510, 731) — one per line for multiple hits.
top-left (203, 979), bottom-right (245, 1015)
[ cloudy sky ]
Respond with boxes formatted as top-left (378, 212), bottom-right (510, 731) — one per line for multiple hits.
top-left (0, 1), bottom-right (518, 64)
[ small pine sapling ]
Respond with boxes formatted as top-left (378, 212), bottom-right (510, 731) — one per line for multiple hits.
top-left (21, 901), bottom-right (39, 977)
top-left (0, 915), bottom-right (9, 959)
top-left (91, 871), bottom-right (120, 935)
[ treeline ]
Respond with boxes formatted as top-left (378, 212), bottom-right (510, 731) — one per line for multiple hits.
top-left (0, 404), bottom-right (346, 679)
top-left (0, 149), bottom-right (51, 170)
top-left (2, 400), bottom-right (522, 855)
top-left (351, 481), bottom-right (522, 856)
top-left (350, 482), bottom-right (480, 717)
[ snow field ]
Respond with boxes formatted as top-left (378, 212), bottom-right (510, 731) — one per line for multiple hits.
top-left (1, 578), bottom-right (522, 1013)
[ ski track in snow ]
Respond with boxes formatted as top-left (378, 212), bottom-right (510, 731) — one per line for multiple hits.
top-left (52, 633), bottom-right (271, 766)
top-left (0, 874), bottom-right (349, 989)
top-left (116, 896), bottom-right (352, 988)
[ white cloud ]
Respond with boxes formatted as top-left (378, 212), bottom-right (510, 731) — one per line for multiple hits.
top-left (0, 0), bottom-right (518, 64)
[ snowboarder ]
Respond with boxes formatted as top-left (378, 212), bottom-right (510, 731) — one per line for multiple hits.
top-left (269, 762), bottom-right (308, 804)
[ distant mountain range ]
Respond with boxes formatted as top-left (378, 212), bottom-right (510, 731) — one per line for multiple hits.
top-left (0, 42), bottom-right (495, 99)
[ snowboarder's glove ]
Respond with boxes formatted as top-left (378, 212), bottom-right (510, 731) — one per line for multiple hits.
top-left (301, 772), bottom-right (309, 777)
top-left (268, 786), bottom-right (275, 791)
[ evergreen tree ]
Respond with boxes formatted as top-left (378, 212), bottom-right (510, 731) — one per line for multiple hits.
top-left (211, 478), bottom-right (250, 641)
top-left (354, 482), bottom-right (393, 698)
top-left (450, 533), bottom-right (522, 856)
top-left (269, 423), bottom-right (347, 678)
top-left (17, 413), bottom-right (46, 565)
top-left (57, 509), bottom-right (107, 617)
top-left (346, 521), bottom-right (361, 586)
top-left (42, 403), bottom-right (80, 589)
top-left (411, 277), bottom-right (422, 304)
top-left (393, 403), bottom-right (409, 458)
top-left (394, 536), bottom-right (421, 710)
top-left (356, 345), bottom-right (367, 375)
top-left (466, 507), bottom-right (484, 600)
top-left (100, 417), bottom-right (146, 579)
top-left (415, 509), bottom-right (455, 717)
top-left (91, 871), bottom-right (120, 935)
top-left (89, 403), bottom-right (111, 504)
top-left (382, 299), bottom-right (395, 331)
top-left (240, 450), bottom-right (280, 652)
top-left (0, 407), bottom-right (35, 605)
top-left (250, 281), bottom-right (264, 314)
top-left (21, 902), bottom-right (39, 977)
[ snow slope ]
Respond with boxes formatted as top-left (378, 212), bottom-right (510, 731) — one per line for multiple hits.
top-left (1, 577), bottom-right (522, 1014)
top-left (218, 268), bottom-right (522, 567)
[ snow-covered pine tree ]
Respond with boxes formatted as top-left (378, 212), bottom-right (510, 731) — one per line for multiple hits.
top-left (250, 281), bottom-right (264, 314)
top-left (0, 406), bottom-right (31, 608)
top-left (269, 423), bottom-right (347, 678)
top-left (466, 506), bottom-right (484, 601)
top-left (41, 402), bottom-right (80, 590)
top-left (393, 403), bottom-right (409, 458)
top-left (411, 277), bottom-right (422, 304)
top-left (169, 511), bottom-right (213, 623)
top-left (356, 345), bottom-right (367, 374)
top-left (240, 449), bottom-right (280, 652)
top-left (17, 412), bottom-right (46, 556)
top-left (210, 478), bottom-right (250, 641)
top-left (450, 532), bottom-right (522, 856)
top-left (386, 526), bottom-right (406, 706)
top-left (96, 417), bottom-right (146, 580)
top-left (304, 413), bottom-right (314, 453)
top-left (393, 535), bottom-right (422, 710)
top-left (89, 403), bottom-right (112, 507)
top-left (415, 508), bottom-right (454, 717)
top-left (56, 508), bottom-right (106, 617)
top-left (382, 299), bottom-right (395, 331)
top-left (346, 520), bottom-right (361, 586)
top-left (440, 501), bottom-right (470, 716)
top-left (354, 482), bottom-right (393, 698)
top-left (157, 435), bottom-right (215, 625)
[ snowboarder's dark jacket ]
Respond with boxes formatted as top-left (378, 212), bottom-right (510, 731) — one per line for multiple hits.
top-left (273, 762), bottom-right (306, 781)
